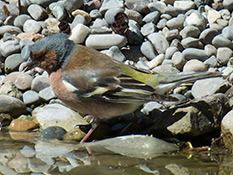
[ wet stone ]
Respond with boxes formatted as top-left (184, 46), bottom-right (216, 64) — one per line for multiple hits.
top-left (41, 126), bottom-right (67, 140)
top-left (8, 119), bottom-right (38, 131)
top-left (0, 94), bottom-right (26, 117)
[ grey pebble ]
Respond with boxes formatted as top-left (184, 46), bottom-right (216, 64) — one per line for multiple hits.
top-left (90, 9), bottom-right (102, 19)
top-left (166, 15), bottom-right (185, 29)
top-left (39, 86), bottom-right (56, 101)
top-left (63, 0), bottom-right (84, 13)
top-left (204, 56), bottom-right (218, 68)
top-left (0, 25), bottom-right (22, 36)
top-left (180, 25), bottom-right (200, 38)
top-left (13, 15), bottom-right (31, 29)
top-left (41, 126), bottom-right (67, 140)
top-left (106, 46), bottom-right (125, 62)
top-left (143, 11), bottom-right (160, 24)
top-left (199, 28), bottom-right (219, 45)
top-left (182, 48), bottom-right (208, 61)
top-left (141, 22), bottom-right (156, 36)
top-left (165, 46), bottom-right (178, 59)
top-left (140, 41), bottom-right (157, 60)
top-left (223, 0), bottom-right (233, 11)
top-left (23, 19), bottom-right (41, 33)
top-left (181, 37), bottom-right (200, 48)
top-left (148, 32), bottom-right (169, 54)
top-left (49, 2), bottom-right (66, 21)
top-left (191, 77), bottom-right (226, 99)
top-left (216, 47), bottom-right (233, 65)
top-left (212, 34), bottom-right (233, 48)
top-left (165, 29), bottom-right (180, 41)
top-left (31, 75), bottom-right (50, 92)
top-left (0, 94), bottom-right (26, 118)
top-left (222, 26), bottom-right (233, 41)
top-left (23, 90), bottom-right (40, 105)
top-left (4, 54), bottom-right (26, 73)
top-left (171, 51), bottom-right (186, 70)
top-left (0, 40), bottom-right (20, 58)
top-left (27, 4), bottom-right (47, 20)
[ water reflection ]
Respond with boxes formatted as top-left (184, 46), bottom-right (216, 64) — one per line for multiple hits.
top-left (0, 131), bottom-right (228, 175)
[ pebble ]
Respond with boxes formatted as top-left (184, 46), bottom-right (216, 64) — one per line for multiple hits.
top-left (181, 37), bottom-right (200, 48)
top-left (38, 86), bottom-right (56, 102)
top-left (180, 25), bottom-right (200, 38)
top-left (20, 146), bottom-right (35, 158)
top-left (0, 40), bottom-right (20, 57)
top-left (49, 2), bottom-right (66, 21)
top-left (3, 72), bottom-right (33, 91)
top-left (222, 26), bottom-right (233, 40)
top-left (0, 25), bottom-right (22, 36)
top-left (184, 11), bottom-right (207, 31)
top-left (141, 22), bottom-right (156, 36)
top-left (27, 4), bottom-right (47, 20)
top-left (141, 101), bottom-right (163, 115)
top-left (63, 0), bottom-right (84, 13)
top-left (142, 11), bottom-right (160, 24)
top-left (0, 94), bottom-right (26, 117)
top-left (173, 1), bottom-right (195, 11)
top-left (4, 54), bottom-right (26, 73)
top-left (147, 54), bottom-right (165, 69)
top-left (106, 46), bottom-right (125, 62)
top-left (171, 51), bottom-right (186, 70)
top-left (85, 34), bottom-right (127, 49)
top-left (13, 15), bottom-right (32, 29)
top-left (23, 19), bottom-right (41, 33)
top-left (212, 34), bottom-right (233, 48)
top-left (223, 0), bottom-right (233, 11)
top-left (32, 103), bottom-right (88, 131)
top-left (31, 75), bottom-right (50, 92)
top-left (216, 47), bottom-right (233, 65)
top-left (63, 128), bottom-right (86, 141)
top-left (165, 29), bottom-right (179, 41)
top-left (8, 119), bottom-right (38, 131)
top-left (140, 41), bottom-right (157, 60)
top-left (125, 9), bottom-right (143, 25)
top-left (221, 109), bottom-right (233, 151)
top-left (23, 90), bottom-right (40, 105)
top-left (199, 28), bottom-right (219, 45)
top-left (182, 48), bottom-right (208, 61)
top-left (41, 126), bottom-right (67, 140)
top-left (192, 77), bottom-right (227, 99)
top-left (204, 55), bottom-right (218, 68)
top-left (148, 32), bottom-right (169, 54)
top-left (208, 9), bottom-right (221, 24)
top-left (204, 44), bottom-right (217, 57)
top-left (69, 24), bottom-right (91, 44)
top-left (166, 15), bottom-right (185, 30)
top-left (183, 59), bottom-right (207, 72)
top-left (165, 46), bottom-right (178, 59)
top-left (72, 9), bottom-right (91, 24)
top-left (0, 81), bottom-right (22, 99)
top-left (100, 0), bottom-right (124, 13)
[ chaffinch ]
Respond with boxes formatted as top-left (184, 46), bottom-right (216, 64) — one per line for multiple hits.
top-left (28, 33), bottom-right (220, 141)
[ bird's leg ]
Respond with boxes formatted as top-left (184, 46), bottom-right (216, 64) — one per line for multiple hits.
top-left (80, 115), bottom-right (99, 143)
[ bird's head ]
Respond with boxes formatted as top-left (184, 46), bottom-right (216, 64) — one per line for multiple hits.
top-left (27, 33), bottom-right (74, 74)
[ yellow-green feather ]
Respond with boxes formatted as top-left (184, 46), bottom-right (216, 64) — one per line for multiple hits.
top-left (120, 64), bottom-right (167, 88)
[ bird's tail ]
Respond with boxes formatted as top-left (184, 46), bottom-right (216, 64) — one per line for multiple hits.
top-left (153, 71), bottom-right (222, 95)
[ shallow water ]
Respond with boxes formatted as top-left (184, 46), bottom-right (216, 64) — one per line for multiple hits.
top-left (0, 130), bottom-right (231, 175)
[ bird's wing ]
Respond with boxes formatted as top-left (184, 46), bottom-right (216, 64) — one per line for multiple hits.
top-left (61, 67), bottom-right (171, 104)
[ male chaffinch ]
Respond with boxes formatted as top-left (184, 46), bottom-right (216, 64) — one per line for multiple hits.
top-left (27, 33), bottom-right (220, 141)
